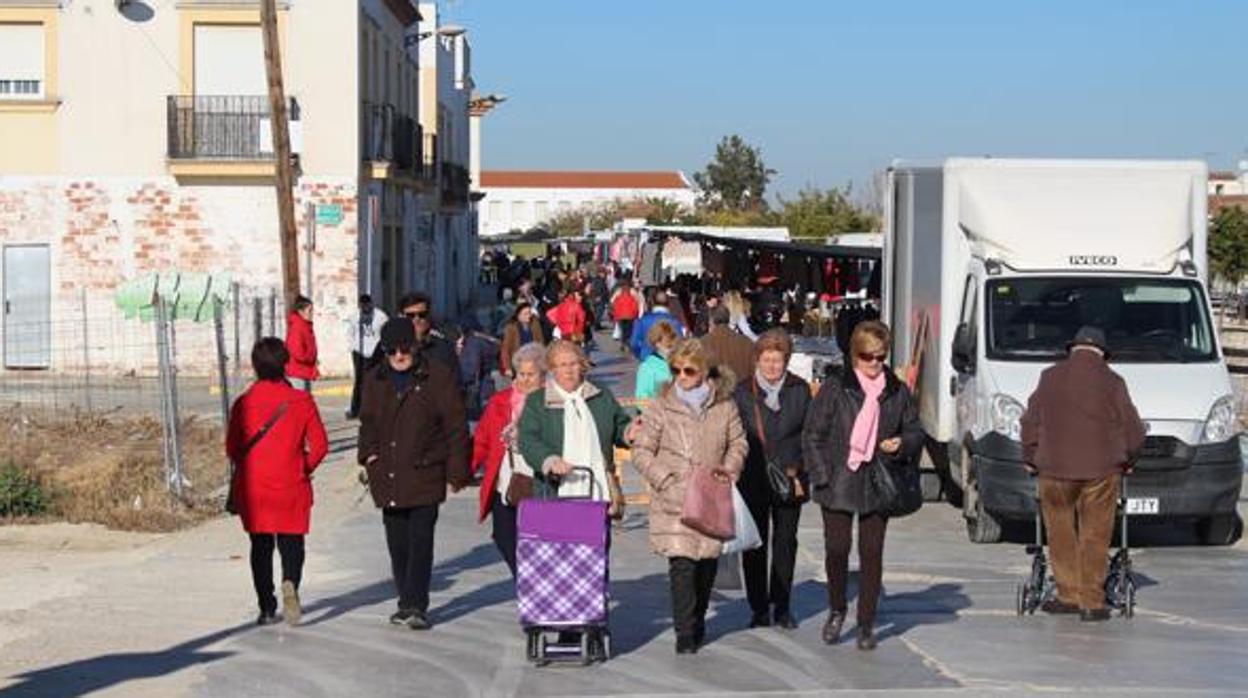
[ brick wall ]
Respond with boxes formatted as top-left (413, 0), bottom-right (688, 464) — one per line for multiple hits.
top-left (0, 176), bottom-right (360, 376)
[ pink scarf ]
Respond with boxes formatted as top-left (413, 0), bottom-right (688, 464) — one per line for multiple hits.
top-left (847, 369), bottom-right (887, 472)
top-left (501, 388), bottom-right (528, 447)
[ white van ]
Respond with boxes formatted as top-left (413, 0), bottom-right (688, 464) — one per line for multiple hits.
top-left (884, 158), bottom-right (1242, 544)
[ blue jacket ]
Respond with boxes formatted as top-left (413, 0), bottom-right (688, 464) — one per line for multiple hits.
top-left (630, 309), bottom-right (685, 360)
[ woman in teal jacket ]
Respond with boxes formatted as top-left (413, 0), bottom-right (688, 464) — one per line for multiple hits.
top-left (635, 320), bottom-right (678, 401)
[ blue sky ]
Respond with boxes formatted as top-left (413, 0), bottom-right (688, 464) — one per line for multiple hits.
top-left (445, 0), bottom-right (1248, 199)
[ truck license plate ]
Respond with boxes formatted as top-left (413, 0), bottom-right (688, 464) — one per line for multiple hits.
top-left (1125, 498), bottom-right (1159, 515)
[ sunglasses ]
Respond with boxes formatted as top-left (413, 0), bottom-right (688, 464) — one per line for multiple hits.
top-left (673, 366), bottom-right (701, 377)
top-left (385, 345), bottom-right (414, 356)
top-left (858, 352), bottom-right (887, 363)
top-left (403, 310), bottom-right (430, 320)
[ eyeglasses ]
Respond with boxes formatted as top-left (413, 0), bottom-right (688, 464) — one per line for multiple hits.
top-left (403, 309), bottom-right (430, 320)
top-left (858, 352), bottom-right (887, 363)
top-left (385, 345), bottom-right (413, 356)
top-left (674, 366), bottom-right (701, 377)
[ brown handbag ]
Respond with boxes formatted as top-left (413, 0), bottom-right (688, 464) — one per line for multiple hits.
top-left (503, 448), bottom-right (534, 505)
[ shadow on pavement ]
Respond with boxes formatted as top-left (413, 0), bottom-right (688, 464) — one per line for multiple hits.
top-left (1, 624), bottom-right (246, 698)
top-left (298, 543), bottom-right (504, 628)
top-left (607, 572), bottom-right (679, 654)
top-left (875, 582), bottom-right (971, 644)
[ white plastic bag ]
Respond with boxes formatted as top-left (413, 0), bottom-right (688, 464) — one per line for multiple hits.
top-left (721, 487), bottom-right (762, 555)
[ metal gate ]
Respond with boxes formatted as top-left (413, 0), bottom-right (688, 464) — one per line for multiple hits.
top-left (3, 244), bottom-right (51, 369)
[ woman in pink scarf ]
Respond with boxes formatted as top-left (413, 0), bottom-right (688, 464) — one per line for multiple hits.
top-left (471, 343), bottom-right (546, 576)
top-left (801, 321), bottom-right (922, 651)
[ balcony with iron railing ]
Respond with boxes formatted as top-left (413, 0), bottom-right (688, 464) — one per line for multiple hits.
top-left (362, 101), bottom-right (427, 177)
top-left (166, 96), bottom-right (301, 174)
top-left (440, 161), bottom-right (470, 208)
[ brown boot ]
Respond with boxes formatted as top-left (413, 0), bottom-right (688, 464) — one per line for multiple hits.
top-left (821, 610), bottom-right (846, 645)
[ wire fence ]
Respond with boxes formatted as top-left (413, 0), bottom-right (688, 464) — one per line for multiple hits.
top-left (0, 284), bottom-right (285, 497)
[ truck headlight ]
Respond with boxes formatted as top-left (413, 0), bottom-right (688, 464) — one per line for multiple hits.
top-left (991, 394), bottom-right (1025, 441)
top-left (1202, 395), bottom-right (1238, 443)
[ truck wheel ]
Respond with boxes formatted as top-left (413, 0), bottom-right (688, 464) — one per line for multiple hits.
top-left (1197, 513), bottom-right (1243, 546)
top-left (965, 485), bottom-right (1003, 544)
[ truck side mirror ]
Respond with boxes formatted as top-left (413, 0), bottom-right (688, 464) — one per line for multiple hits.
top-left (951, 322), bottom-right (976, 375)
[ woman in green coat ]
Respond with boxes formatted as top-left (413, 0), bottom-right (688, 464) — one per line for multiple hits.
top-left (518, 340), bottom-right (635, 514)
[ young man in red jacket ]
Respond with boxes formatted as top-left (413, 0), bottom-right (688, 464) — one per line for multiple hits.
top-left (1021, 326), bottom-right (1146, 622)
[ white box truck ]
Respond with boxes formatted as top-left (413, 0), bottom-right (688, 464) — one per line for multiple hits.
top-left (884, 158), bottom-right (1243, 544)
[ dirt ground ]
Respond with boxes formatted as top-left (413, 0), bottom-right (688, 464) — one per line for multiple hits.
top-left (0, 409), bottom-right (227, 532)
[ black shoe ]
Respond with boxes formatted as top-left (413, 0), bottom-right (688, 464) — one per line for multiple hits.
top-left (749, 611), bottom-right (771, 628)
top-left (1041, 599), bottom-right (1080, 615)
top-left (822, 611), bottom-right (846, 645)
top-left (389, 609), bottom-right (416, 626)
top-left (694, 624), bottom-right (706, 648)
top-left (675, 635), bottom-right (698, 655)
top-left (1080, 607), bottom-right (1112, 622)
top-left (856, 624), bottom-right (878, 651)
top-left (407, 611), bottom-right (432, 630)
top-left (774, 611), bottom-right (798, 630)
top-left (257, 611), bottom-right (280, 626)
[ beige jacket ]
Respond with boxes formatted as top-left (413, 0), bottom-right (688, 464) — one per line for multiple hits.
top-left (631, 378), bottom-right (748, 560)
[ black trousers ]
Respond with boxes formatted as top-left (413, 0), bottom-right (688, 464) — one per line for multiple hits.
top-left (618, 319), bottom-right (635, 349)
top-left (742, 492), bottom-right (802, 616)
top-left (822, 509), bottom-right (888, 626)
top-left (350, 351), bottom-right (379, 416)
top-left (490, 492), bottom-right (518, 577)
top-left (249, 533), bottom-right (305, 614)
top-left (668, 557), bottom-right (718, 639)
top-left (382, 505), bottom-right (440, 613)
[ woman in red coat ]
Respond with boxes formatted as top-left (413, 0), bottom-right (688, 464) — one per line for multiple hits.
top-left (284, 295), bottom-right (320, 390)
top-left (227, 337), bottom-right (329, 626)
top-left (470, 342), bottom-right (546, 575)
top-left (546, 290), bottom-right (587, 344)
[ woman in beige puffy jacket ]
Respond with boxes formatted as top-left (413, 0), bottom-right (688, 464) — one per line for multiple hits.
top-left (631, 338), bottom-right (748, 655)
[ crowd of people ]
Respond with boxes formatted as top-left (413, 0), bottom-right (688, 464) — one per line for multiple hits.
top-left (223, 249), bottom-right (1144, 656)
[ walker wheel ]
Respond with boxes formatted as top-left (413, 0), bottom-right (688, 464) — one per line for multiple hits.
top-left (1015, 583), bottom-right (1027, 617)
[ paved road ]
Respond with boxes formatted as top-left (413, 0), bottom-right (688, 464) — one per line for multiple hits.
top-left (4, 332), bottom-right (1248, 696)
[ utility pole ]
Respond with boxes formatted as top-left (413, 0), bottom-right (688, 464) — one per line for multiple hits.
top-left (261, 0), bottom-right (300, 311)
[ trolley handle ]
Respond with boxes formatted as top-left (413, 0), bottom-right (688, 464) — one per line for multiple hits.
top-left (545, 465), bottom-right (602, 501)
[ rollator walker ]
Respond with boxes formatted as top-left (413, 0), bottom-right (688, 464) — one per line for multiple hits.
top-left (1016, 474), bottom-right (1137, 618)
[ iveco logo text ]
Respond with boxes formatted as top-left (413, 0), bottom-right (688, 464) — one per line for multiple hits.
top-left (1069, 255), bottom-right (1118, 266)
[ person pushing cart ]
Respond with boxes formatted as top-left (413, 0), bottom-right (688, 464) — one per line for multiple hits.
top-left (1020, 326), bottom-right (1147, 621)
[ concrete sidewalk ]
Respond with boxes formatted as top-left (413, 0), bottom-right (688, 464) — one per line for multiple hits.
top-left (3, 335), bottom-right (1248, 696)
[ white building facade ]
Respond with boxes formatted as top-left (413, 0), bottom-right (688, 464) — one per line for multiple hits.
top-left (478, 171), bottom-right (697, 237)
top-left (0, 0), bottom-right (481, 375)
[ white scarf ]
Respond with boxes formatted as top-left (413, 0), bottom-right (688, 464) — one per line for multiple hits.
top-left (552, 381), bottom-right (609, 501)
top-left (755, 370), bottom-right (784, 412)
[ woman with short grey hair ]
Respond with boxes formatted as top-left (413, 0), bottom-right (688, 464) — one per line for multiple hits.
top-left (471, 342), bottom-right (547, 575)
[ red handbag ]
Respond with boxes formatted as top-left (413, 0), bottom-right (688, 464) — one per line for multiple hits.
top-left (680, 464), bottom-right (735, 540)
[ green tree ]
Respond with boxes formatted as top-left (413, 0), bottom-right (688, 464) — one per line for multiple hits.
top-left (692, 134), bottom-right (776, 212)
top-left (778, 185), bottom-right (880, 240)
top-left (1210, 205), bottom-right (1248, 288)
top-left (641, 197), bottom-right (684, 225)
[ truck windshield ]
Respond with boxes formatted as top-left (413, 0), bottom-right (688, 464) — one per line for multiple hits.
top-left (986, 277), bottom-right (1216, 363)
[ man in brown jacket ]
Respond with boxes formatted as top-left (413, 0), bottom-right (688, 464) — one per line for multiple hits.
top-left (701, 306), bottom-right (755, 382)
top-left (1020, 326), bottom-right (1146, 621)
top-left (359, 318), bottom-right (471, 630)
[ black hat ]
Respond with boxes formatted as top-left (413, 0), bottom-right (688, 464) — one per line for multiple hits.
top-left (1067, 326), bottom-right (1108, 356)
top-left (380, 317), bottom-right (416, 352)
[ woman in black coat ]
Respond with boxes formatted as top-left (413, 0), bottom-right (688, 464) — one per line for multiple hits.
top-left (802, 320), bottom-right (922, 651)
top-left (733, 329), bottom-right (811, 630)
